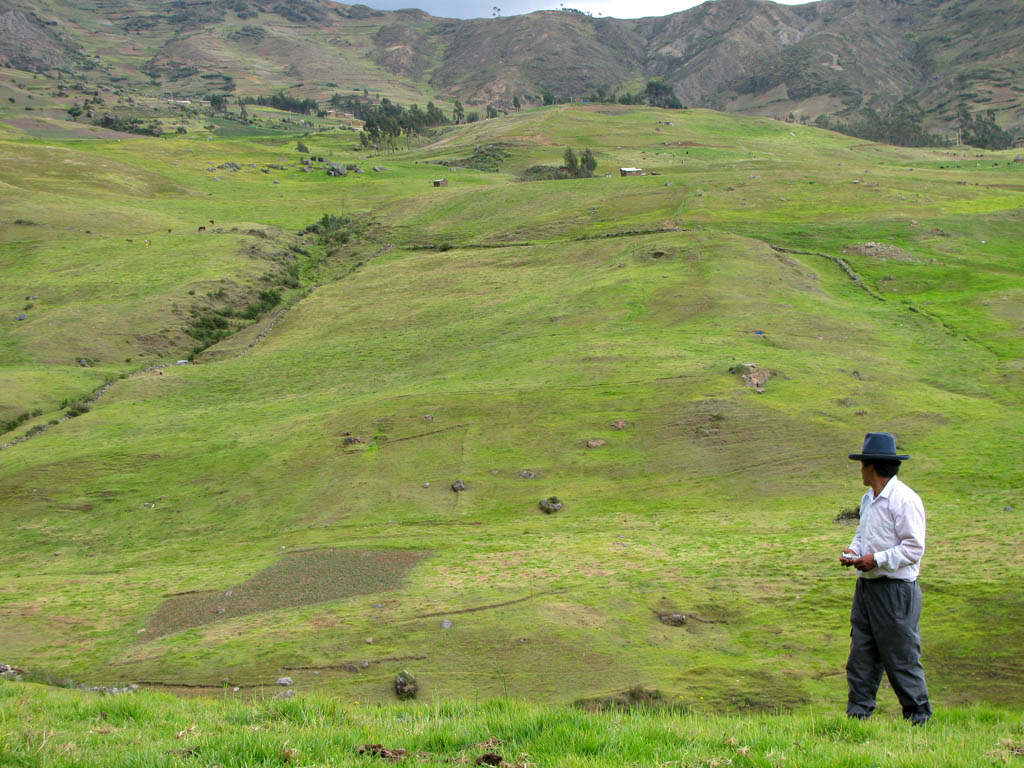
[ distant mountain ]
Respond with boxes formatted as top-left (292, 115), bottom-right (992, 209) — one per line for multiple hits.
top-left (1, 0), bottom-right (1021, 130)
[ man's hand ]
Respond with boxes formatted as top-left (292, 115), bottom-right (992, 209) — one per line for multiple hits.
top-left (840, 549), bottom-right (858, 567)
top-left (852, 553), bottom-right (876, 572)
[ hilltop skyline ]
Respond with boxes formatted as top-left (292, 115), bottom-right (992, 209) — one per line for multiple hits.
top-left (354, 0), bottom-right (805, 20)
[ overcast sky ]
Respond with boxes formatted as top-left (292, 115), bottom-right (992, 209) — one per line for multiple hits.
top-left (353, 0), bottom-right (806, 21)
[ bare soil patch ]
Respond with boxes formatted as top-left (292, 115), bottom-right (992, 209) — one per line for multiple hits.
top-left (143, 549), bottom-right (428, 641)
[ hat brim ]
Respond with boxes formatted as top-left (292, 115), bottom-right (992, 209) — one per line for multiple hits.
top-left (849, 453), bottom-right (910, 461)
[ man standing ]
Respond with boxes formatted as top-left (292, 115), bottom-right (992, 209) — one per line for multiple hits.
top-left (841, 432), bottom-right (932, 724)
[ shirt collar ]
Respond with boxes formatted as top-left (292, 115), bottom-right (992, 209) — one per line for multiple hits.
top-left (877, 475), bottom-right (899, 500)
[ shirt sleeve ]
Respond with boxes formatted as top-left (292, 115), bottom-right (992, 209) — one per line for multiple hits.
top-left (848, 494), bottom-right (868, 554)
top-left (875, 494), bottom-right (925, 571)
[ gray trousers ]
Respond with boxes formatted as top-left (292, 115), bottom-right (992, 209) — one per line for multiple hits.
top-left (847, 577), bottom-right (931, 722)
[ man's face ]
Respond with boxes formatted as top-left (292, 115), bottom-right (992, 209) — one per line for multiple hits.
top-left (860, 461), bottom-right (872, 487)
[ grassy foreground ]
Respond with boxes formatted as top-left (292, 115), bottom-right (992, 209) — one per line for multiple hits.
top-left (2, 681), bottom-right (1022, 768)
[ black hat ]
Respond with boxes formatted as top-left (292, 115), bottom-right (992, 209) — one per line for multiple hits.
top-left (849, 432), bottom-right (910, 461)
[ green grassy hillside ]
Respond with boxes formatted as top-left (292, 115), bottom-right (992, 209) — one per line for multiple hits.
top-left (1, 106), bottom-right (1022, 713)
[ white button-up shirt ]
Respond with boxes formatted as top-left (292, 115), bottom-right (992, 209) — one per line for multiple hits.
top-left (848, 475), bottom-right (926, 581)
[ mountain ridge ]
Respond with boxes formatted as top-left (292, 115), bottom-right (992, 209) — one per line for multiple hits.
top-left (0, 0), bottom-right (1021, 133)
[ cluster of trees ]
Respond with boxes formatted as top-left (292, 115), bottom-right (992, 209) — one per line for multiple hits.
top-left (563, 147), bottom-right (597, 178)
top-left (358, 97), bottom-right (450, 151)
top-left (812, 99), bottom-right (1015, 150)
top-left (240, 92), bottom-right (319, 115)
top-left (548, 80), bottom-right (683, 110)
top-left (956, 105), bottom-right (1014, 150)
top-left (617, 80), bottom-right (684, 109)
top-left (91, 113), bottom-right (162, 136)
top-left (829, 98), bottom-right (945, 147)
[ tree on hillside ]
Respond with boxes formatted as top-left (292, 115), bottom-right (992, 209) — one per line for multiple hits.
top-left (426, 101), bottom-right (446, 125)
top-left (513, 95), bottom-right (521, 112)
top-left (844, 98), bottom-right (945, 147)
top-left (560, 147), bottom-right (597, 179)
top-left (486, 105), bottom-right (499, 119)
top-left (580, 147), bottom-right (597, 177)
top-left (958, 105), bottom-right (1013, 150)
top-left (645, 79), bottom-right (683, 110)
top-left (563, 147), bottom-right (579, 177)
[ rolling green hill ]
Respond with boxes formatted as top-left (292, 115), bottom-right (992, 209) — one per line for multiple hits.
top-left (0, 105), bottom-right (1022, 713)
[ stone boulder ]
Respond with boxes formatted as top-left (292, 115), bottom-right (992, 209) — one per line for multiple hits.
top-left (395, 669), bottom-right (418, 699)
top-left (657, 611), bottom-right (687, 626)
top-left (327, 163), bottom-right (348, 177)
top-left (539, 496), bottom-right (562, 514)
top-left (729, 363), bottom-right (774, 392)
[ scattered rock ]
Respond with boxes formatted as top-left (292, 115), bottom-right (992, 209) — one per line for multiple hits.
top-left (373, 166), bottom-right (388, 172)
top-left (0, 664), bottom-right (25, 679)
top-left (342, 434), bottom-right (362, 446)
top-left (276, 676), bottom-right (293, 686)
top-left (451, 479), bottom-right (466, 492)
top-left (277, 689), bottom-right (295, 699)
top-left (539, 497), bottom-right (562, 514)
top-left (395, 669), bottom-right (418, 700)
top-left (301, 166), bottom-right (313, 173)
top-left (845, 242), bottom-right (918, 263)
top-left (729, 363), bottom-right (774, 392)
top-left (423, 482), bottom-right (430, 488)
top-left (327, 163), bottom-right (347, 177)
top-left (610, 419), bottom-right (628, 430)
top-left (1005, 505), bottom-right (1015, 512)
top-left (359, 744), bottom-right (407, 760)
top-left (657, 611), bottom-right (687, 626)
top-left (586, 438), bottom-right (607, 448)
top-left (519, 469), bottom-right (535, 479)
top-left (423, 414), bottom-right (434, 421)
top-left (217, 162), bottom-right (241, 171)
top-left (15, 313), bottom-right (27, 321)
top-left (441, 619), bottom-right (452, 629)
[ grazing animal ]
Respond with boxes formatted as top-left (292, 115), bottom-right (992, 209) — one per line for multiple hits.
top-left (209, 220), bottom-right (214, 225)
top-left (198, 226), bottom-right (206, 232)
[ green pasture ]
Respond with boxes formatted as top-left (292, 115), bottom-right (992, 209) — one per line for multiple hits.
top-left (0, 106), bottom-right (1021, 713)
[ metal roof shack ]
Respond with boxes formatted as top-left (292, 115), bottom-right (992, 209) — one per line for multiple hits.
top-left (620, 167), bottom-right (645, 176)
top-left (433, 178), bottom-right (448, 187)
